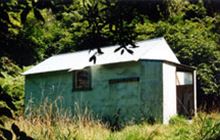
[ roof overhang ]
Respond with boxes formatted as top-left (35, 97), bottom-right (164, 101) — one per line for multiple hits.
top-left (140, 59), bottom-right (195, 72)
top-left (24, 59), bottom-right (195, 76)
top-left (164, 60), bottom-right (195, 72)
top-left (176, 64), bottom-right (195, 72)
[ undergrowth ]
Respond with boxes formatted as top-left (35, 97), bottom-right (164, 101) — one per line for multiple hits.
top-left (5, 105), bottom-right (220, 140)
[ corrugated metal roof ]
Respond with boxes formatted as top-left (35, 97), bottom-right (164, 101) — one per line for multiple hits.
top-left (23, 37), bottom-right (180, 75)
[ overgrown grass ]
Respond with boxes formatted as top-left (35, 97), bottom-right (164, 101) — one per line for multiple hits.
top-left (5, 104), bottom-right (220, 140)
top-left (16, 97), bottom-right (220, 140)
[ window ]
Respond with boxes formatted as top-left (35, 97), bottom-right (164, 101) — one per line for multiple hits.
top-left (176, 72), bottom-right (193, 85)
top-left (73, 69), bottom-right (91, 90)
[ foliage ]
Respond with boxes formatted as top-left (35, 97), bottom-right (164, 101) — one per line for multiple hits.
top-left (0, 1), bottom-right (58, 139)
top-left (0, 57), bottom-right (25, 111)
top-left (20, 10), bottom-right (75, 60)
top-left (136, 0), bottom-right (220, 95)
top-left (0, 0), bottom-right (50, 66)
top-left (0, 92), bottom-right (33, 140)
top-left (72, 0), bottom-right (143, 63)
top-left (1, 0), bottom-right (220, 95)
top-left (193, 113), bottom-right (220, 140)
top-left (0, 57), bottom-right (33, 139)
top-left (14, 100), bottom-right (220, 140)
top-left (6, 111), bottom-right (220, 140)
top-left (0, 0), bottom-right (220, 126)
top-left (169, 115), bottom-right (188, 125)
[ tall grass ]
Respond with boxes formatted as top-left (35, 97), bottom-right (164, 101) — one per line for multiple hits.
top-left (5, 102), bottom-right (220, 140)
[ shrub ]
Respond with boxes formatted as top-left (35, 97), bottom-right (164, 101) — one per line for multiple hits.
top-left (192, 113), bottom-right (220, 140)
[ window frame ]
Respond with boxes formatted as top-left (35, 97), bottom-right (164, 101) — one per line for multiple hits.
top-left (73, 69), bottom-right (92, 91)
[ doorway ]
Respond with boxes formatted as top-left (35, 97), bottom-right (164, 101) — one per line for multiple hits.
top-left (176, 71), bottom-right (195, 118)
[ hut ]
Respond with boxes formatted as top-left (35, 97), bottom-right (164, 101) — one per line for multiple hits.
top-left (23, 37), bottom-right (197, 124)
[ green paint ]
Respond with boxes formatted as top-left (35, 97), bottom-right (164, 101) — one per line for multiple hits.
top-left (140, 61), bottom-right (163, 122)
top-left (25, 61), bottom-right (163, 122)
top-left (25, 71), bottom-right (73, 115)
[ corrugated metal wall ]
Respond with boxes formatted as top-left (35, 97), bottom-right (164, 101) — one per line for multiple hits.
top-left (25, 61), bottom-right (165, 123)
top-left (24, 71), bottom-right (73, 115)
top-left (140, 61), bottom-right (163, 122)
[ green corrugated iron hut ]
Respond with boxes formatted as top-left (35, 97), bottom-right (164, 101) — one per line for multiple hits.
top-left (23, 37), bottom-right (197, 124)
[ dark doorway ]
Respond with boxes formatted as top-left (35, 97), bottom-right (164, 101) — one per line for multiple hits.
top-left (176, 71), bottom-right (195, 118)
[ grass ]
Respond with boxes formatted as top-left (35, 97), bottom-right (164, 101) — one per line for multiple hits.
top-left (4, 100), bottom-right (220, 140)
top-left (4, 111), bottom-right (220, 140)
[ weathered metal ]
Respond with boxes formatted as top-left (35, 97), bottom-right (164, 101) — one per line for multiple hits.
top-left (23, 37), bottom-right (180, 75)
top-left (24, 37), bottom-right (196, 124)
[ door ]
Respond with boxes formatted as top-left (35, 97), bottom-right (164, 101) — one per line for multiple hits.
top-left (109, 81), bottom-right (139, 121)
top-left (176, 85), bottom-right (194, 118)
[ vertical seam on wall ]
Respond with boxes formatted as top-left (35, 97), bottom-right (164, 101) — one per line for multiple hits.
top-left (161, 62), bottom-right (164, 123)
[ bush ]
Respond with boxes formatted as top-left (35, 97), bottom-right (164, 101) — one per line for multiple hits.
top-left (192, 113), bottom-right (220, 140)
top-left (169, 115), bottom-right (188, 125)
top-left (0, 57), bottom-right (25, 112)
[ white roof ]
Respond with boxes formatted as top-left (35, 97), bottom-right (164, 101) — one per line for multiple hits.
top-left (23, 37), bottom-right (180, 75)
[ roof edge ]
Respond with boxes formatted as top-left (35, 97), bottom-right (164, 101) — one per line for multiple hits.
top-left (22, 69), bottom-right (70, 76)
top-left (24, 59), bottom-right (195, 76)
top-left (139, 59), bottom-right (195, 71)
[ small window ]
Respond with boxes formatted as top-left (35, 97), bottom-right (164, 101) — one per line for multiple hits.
top-left (73, 69), bottom-right (91, 90)
top-left (176, 72), bottom-right (193, 85)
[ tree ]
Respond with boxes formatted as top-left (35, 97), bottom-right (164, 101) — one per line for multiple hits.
top-left (136, 0), bottom-right (220, 97)
top-left (0, 0), bottom-right (57, 139)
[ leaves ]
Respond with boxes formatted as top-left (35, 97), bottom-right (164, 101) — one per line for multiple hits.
top-left (81, 0), bottom-right (139, 50)
top-left (0, 11), bottom-right (11, 24)
top-left (0, 93), bottom-right (17, 111)
top-left (33, 8), bottom-right (45, 23)
top-left (11, 123), bottom-right (20, 136)
top-left (11, 123), bottom-right (34, 140)
top-left (114, 47), bottom-right (122, 53)
top-left (0, 128), bottom-right (13, 140)
top-left (21, 7), bottom-right (31, 24)
top-left (89, 54), bottom-right (96, 64)
top-left (126, 48), bottom-right (133, 55)
top-left (19, 131), bottom-right (34, 140)
top-left (0, 120), bottom-right (4, 126)
top-left (121, 49), bottom-right (124, 55)
top-left (97, 48), bottom-right (104, 55)
top-left (0, 107), bottom-right (14, 119)
top-left (114, 47), bottom-right (134, 55)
